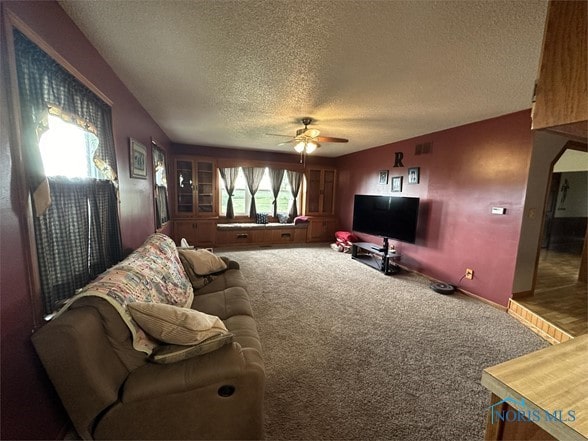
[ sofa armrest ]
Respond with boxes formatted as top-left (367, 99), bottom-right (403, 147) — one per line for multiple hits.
top-left (95, 346), bottom-right (264, 439)
top-left (220, 256), bottom-right (240, 270)
top-left (121, 342), bottom-right (253, 403)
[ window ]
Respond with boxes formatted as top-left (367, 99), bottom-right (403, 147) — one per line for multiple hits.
top-left (220, 167), bottom-right (296, 217)
top-left (39, 114), bottom-right (100, 179)
top-left (13, 30), bottom-right (122, 314)
top-left (152, 144), bottom-right (169, 229)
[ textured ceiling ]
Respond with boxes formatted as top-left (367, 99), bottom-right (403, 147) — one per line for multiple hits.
top-left (59, 0), bottom-right (548, 157)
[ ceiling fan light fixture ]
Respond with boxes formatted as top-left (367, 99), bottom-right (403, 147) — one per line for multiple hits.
top-left (305, 141), bottom-right (318, 154)
top-left (294, 141), bottom-right (305, 153)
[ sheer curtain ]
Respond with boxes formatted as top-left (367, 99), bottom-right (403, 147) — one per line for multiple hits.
top-left (14, 30), bottom-right (122, 313)
top-left (219, 167), bottom-right (240, 219)
top-left (286, 170), bottom-right (302, 220)
top-left (242, 167), bottom-right (265, 218)
top-left (268, 168), bottom-right (285, 218)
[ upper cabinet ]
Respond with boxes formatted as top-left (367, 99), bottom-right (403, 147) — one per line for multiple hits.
top-left (173, 157), bottom-right (218, 218)
top-left (532, 0), bottom-right (587, 140)
top-left (305, 167), bottom-right (336, 216)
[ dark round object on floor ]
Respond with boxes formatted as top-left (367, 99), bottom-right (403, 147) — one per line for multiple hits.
top-left (218, 385), bottom-right (236, 397)
top-left (430, 282), bottom-right (455, 295)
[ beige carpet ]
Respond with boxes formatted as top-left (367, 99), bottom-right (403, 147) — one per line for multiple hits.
top-left (217, 244), bottom-right (548, 441)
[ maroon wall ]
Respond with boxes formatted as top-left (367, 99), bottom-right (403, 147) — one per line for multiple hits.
top-left (335, 110), bottom-right (533, 307)
top-left (1, 2), bottom-right (171, 438)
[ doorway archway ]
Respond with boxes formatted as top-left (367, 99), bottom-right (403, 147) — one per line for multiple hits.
top-left (511, 134), bottom-right (587, 342)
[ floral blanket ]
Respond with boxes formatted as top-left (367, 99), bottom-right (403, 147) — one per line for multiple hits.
top-left (54, 233), bottom-right (193, 354)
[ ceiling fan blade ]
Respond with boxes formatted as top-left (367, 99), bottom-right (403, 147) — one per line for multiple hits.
top-left (316, 136), bottom-right (349, 143)
top-left (266, 133), bottom-right (294, 138)
top-left (303, 128), bottom-right (321, 138)
top-left (278, 140), bottom-right (295, 146)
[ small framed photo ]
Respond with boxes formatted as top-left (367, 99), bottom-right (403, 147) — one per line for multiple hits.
top-left (391, 176), bottom-right (403, 192)
top-left (378, 170), bottom-right (389, 185)
top-left (408, 167), bottom-right (420, 184)
top-left (130, 138), bottom-right (147, 179)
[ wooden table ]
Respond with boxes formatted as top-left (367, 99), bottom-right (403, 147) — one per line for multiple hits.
top-left (481, 334), bottom-right (588, 440)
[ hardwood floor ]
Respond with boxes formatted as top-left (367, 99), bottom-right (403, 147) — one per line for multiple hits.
top-left (510, 249), bottom-right (587, 342)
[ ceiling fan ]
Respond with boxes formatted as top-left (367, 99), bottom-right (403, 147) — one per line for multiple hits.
top-left (268, 117), bottom-right (348, 155)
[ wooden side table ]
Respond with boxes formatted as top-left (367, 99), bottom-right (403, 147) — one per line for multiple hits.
top-left (481, 334), bottom-right (588, 440)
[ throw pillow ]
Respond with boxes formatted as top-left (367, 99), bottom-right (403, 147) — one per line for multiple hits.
top-left (277, 213), bottom-right (290, 224)
top-left (149, 333), bottom-right (234, 364)
top-left (255, 213), bottom-right (268, 224)
top-left (127, 302), bottom-right (229, 345)
top-left (178, 248), bottom-right (227, 276)
top-left (178, 252), bottom-right (217, 290)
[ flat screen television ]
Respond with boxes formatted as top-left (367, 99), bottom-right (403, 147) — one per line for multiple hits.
top-left (352, 195), bottom-right (420, 243)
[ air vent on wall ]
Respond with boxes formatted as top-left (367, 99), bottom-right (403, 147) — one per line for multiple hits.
top-left (415, 142), bottom-right (432, 155)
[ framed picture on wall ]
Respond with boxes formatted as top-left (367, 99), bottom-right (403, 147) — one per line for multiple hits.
top-left (378, 170), bottom-right (389, 185)
top-left (391, 176), bottom-right (403, 192)
top-left (130, 138), bottom-right (147, 179)
top-left (408, 167), bottom-right (420, 184)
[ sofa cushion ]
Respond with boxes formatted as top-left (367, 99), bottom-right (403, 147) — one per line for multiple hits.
top-left (178, 249), bottom-right (227, 276)
top-left (127, 302), bottom-right (228, 345)
top-left (149, 333), bottom-right (235, 364)
top-left (191, 286), bottom-right (253, 319)
top-left (196, 268), bottom-right (248, 295)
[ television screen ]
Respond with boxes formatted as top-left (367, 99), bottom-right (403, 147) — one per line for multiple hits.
top-left (352, 195), bottom-right (420, 243)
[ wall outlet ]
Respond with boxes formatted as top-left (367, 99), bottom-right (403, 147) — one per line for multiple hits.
top-left (465, 268), bottom-right (474, 280)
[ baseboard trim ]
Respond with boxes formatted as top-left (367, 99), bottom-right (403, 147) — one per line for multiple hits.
top-left (457, 288), bottom-right (508, 312)
top-left (396, 265), bottom-right (508, 311)
top-left (511, 290), bottom-right (534, 300)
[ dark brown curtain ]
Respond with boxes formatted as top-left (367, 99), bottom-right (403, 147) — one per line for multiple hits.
top-left (268, 168), bottom-right (285, 218)
top-left (13, 29), bottom-right (118, 215)
top-left (14, 30), bottom-right (122, 314)
top-left (287, 170), bottom-right (302, 220)
top-left (155, 186), bottom-right (170, 228)
top-left (219, 167), bottom-right (240, 219)
top-left (33, 178), bottom-right (122, 313)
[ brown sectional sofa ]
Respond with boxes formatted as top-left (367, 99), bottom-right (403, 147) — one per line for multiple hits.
top-left (32, 234), bottom-right (265, 440)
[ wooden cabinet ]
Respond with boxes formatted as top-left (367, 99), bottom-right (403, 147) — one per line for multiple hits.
top-left (269, 227), bottom-right (307, 244)
top-left (307, 217), bottom-right (338, 242)
top-left (216, 227), bottom-right (265, 245)
top-left (173, 157), bottom-right (218, 218)
top-left (305, 168), bottom-right (336, 216)
top-left (303, 167), bottom-right (338, 242)
top-left (216, 224), bottom-right (309, 246)
top-left (173, 220), bottom-right (216, 247)
top-left (532, 1), bottom-right (587, 140)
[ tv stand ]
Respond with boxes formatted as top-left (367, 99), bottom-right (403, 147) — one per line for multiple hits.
top-left (351, 241), bottom-right (401, 275)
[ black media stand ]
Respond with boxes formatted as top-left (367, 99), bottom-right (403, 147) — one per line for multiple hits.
top-left (351, 241), bottom-right (401, 275)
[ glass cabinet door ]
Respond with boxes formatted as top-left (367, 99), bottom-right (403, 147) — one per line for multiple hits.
top-left (306, 168), bottom-right (336, 215)
top-left (307, 169), bottom-right (322, 214)
top-left (176, 160), bottom-right (194, 215)
top-left (173, 157), bottom-right (217, 218)
top-left (322, 170), bottom-right (335, 214)
top-left (197, 161), bottom-right (214, 214)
